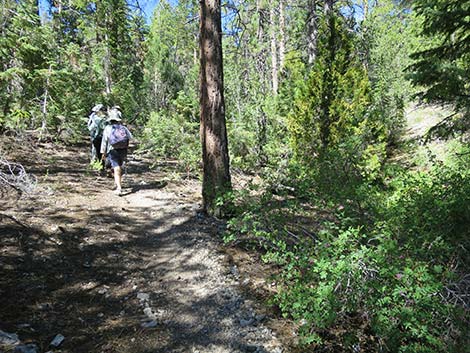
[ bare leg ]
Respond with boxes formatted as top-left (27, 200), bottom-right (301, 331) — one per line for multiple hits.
top-left (113, 166), bottom-right (122, 193)
top-left (91, 142), bottom-right (97, 162)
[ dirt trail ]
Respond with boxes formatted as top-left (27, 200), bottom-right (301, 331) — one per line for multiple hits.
top-left (0, 137), bottom-right (287, 353)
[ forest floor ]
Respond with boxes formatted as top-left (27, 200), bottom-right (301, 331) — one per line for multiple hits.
top-left (0, 135), bottom-right (297, 353)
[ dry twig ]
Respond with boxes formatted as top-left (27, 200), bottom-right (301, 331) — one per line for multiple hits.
top-left (0, 157), bottom-right (36, 194)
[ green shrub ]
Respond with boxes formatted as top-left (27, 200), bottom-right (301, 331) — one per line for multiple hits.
top-left (274, 223), bottom-right (461, 352)
top-left (225, 153), bottom-right (470, 351)
top-left (142, 109), bottom-right (200, 173)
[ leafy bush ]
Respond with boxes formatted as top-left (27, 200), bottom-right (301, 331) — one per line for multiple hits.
top-left (225, 152), bottom-right (470, 351)
top-left (274, 223), bottom-right (462, 352)
top-left (2, 109), bottom-right (31, 132)
top-left (142, 105), bottom-right (200, 173)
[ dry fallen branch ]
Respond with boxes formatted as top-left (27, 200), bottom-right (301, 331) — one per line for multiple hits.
top-left (0, 157), bottom-right (36, 194)
top-left (442, 274), bottom-right (470, 310)
top-left (0, 213), bottom-right (30, 229)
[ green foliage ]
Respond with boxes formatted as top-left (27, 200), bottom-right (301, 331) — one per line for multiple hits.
top-left (274, 222), bottom-right (462, 352)
top-left (363, 0), bottom-right (421, 146)
top-left (1, 0), bottom-right (469, 351)
top-left (409, 0), bottom-right (470, 136)
top-left (143, 0), bottom-right (197, 115)
top-left (3, 109), bottom-right (31, 132)
top-left (283, 13), bottom-right (388, 184)
top-left (278, 9), bottom-right (393, 220)
top-left (222, 0), bottom-right (292, 172)
top-left (88, 159), bottom-right (103, 171)
top-left (142, 92), bottom-right (200, 173)
top-left (0, 0), bottom-right (146, 135)
top-left (225, 166), bottom-right (469, 351)
top-left (383, 153), bottom-right (470, 263)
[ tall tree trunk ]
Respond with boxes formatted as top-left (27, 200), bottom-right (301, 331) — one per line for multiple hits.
top-left (103, 6), bottom-right (112, 96)
top-left (363, 0), bottom-right (369, 18)
top-left (307, 0), bottom-right (318, 64)
top-left (270, 1), bottom-right (278, 94)
top-left (320, 0), bottom-right (336, 148)
top-left (256, 0), bottom-right (265, 41)
top-left (255, 0), bottom-right (268, 75)
top-left (324, 0), bottom-right (334, 15)
top-left (40, 64), bottom-right (52, 136)
top-left (279, 0), bottom-right (286, 70)
top-left (104, 33), bottom-right (112, 95)
top-left (199, 0), bottom-right (231, 216)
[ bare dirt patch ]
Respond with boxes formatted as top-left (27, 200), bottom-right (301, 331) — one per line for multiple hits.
top-left (0, 135), bottom-right (295, 353)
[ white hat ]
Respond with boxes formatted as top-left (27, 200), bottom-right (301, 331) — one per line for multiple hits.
top-left (92, 104), bottom-right (104, 112)
top-left (107, 109), bottom-right (122, 122)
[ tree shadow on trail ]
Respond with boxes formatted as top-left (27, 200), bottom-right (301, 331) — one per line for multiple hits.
top-left (0, 199), bottom-right (261, 353)
top-left (0, 137), bottom-right (279, 353)
top-left (127, 180), bottom-right (168, 194)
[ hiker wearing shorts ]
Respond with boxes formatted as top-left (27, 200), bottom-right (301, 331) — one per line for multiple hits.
top-left (100, 108), bottom-right (132, 195)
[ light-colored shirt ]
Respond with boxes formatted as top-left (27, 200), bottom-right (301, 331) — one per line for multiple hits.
top-left (87, 111), bottom-right (106, 138)
top-left (100, 123), bottom-right (132, 154)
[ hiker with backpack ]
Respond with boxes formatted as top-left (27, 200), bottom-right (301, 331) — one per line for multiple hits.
top-left (87, 104), bottom-right (107, 168)
top-left (100, 108), bottom-right (132, 195)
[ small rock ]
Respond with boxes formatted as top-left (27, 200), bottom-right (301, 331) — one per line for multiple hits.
top-left (143, 307), bottom-right (155, 319)
top-left (239, 318), bottom-right (254, 327)
top-left (14, 344), bottom-right (39, 353)
top-left (137, 292), bottom-right (150, 301)
top-left (255, 314), bottom-right (266, 322)
top-left (0, 329), bottom-right (20, 346)
top-left (37, 303), bottom-right (51, 311)
top-left (141, 320), bottom-right (157, 328)
top-left (50, 334), bottom-right (65, 347)
top-left (230, 265), bottom-right (239, 277)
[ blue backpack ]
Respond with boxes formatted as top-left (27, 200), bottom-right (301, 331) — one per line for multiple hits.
top-left (109, 124), bottom-right (129, 149)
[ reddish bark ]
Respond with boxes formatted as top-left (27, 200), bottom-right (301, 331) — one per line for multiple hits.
top-left (199, 0), bottom-right (231, 215)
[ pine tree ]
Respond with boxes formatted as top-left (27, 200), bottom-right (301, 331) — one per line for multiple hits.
top-left (0, 0), bottom-right (49, 130)
top-left (362, 0), bottom-right (419, 147)
top-left (199, 0), bottom-right (231, 215)
top-left (409, 0), bottom-right (470, 135)
top-left (285, 2), bottom-right (382, 180)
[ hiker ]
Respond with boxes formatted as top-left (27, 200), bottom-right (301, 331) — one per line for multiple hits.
top-left (109, 105), bottom-right (122, 119)
top-left (87, 104), bottom-right (107, 168)
top-left (100, 108), bottom-right (132, 195)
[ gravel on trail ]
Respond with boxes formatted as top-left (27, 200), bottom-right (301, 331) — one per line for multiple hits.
top-left (0, 137), bottom-right (288, 353)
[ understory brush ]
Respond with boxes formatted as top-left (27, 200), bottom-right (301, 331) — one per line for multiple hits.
top-left (141, 109), bottom-right (200, 174)
top-left (224, 154), bottom-right (470, 352)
